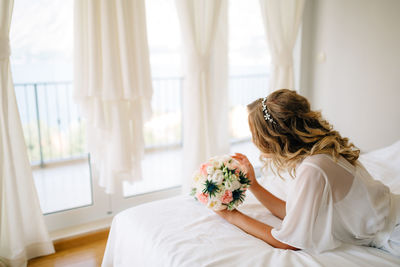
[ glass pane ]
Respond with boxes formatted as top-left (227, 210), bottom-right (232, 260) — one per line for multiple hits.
top-left (123, 149), bottom-right (182, 196)
top-left (123, 0), bottom-right (183, 197)
top-left (229, 0), bottom-right (270, 75)
top-left (33, 156), bottom-right (93, 214)
top-left (11, 0), bottom-right (93, 213)
top-left (229, 0), bottom-right (271, 141)
top-left (10, 0), bottom-right (73, 83)
top-left (14, 83), bottom-right (87, 164)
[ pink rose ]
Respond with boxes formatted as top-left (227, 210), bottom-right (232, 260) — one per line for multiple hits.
top-left (220, 190), bottom-right (233, 204)
top-left (200, 162), bottom-right (210, 176)
top-left (197, 192), bottom-right (209, 204)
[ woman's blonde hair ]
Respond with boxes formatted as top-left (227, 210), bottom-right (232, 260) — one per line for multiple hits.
top-left (247, 89), bottom-right (360, 177)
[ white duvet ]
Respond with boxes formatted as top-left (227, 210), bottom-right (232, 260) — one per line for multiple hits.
top-left (102, 141), bottom-right (400, 267)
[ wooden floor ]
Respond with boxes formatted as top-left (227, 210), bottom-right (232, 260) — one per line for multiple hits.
top-left (28, 229), bottom-right (109, 267)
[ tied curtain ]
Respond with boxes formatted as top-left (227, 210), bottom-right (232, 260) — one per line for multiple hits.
top-left (175, 0), bottom-right (229, 194)
top-left (259, 0), bottom-right (305, 90)
top-left (74, 0), bottom-right (153, 194)
top-left (0, 0), bottom-right (54, 266)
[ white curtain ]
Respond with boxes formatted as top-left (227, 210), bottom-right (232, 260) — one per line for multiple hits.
top-left (259, 0), bottom-right (305, 90)
top-left (175, 0), bottom-right (229, 194)
top-left (0, 0), bottom-right (54, 266)
top-left (74, 0), bottom-right (153, 194)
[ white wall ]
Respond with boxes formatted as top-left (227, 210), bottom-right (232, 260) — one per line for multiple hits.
top-left (300, 0), bottom-right (400, 152)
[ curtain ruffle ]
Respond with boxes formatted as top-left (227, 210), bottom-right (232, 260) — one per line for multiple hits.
top-left (74, 0), bottom-right (153, 194)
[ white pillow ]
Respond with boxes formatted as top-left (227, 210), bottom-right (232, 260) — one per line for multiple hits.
top-left (359, 140), bottom-right (400, 194)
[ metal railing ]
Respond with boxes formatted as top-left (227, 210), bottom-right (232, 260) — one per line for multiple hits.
top-left (14, 81), bottom-right (84, 167)
top-left (14, 74), bottom-right (269, 166)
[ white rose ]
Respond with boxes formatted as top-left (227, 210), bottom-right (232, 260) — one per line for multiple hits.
top-left (230, 174), bottom-right (237, 181)
top-left (214, 186), bottom-right (224, 198)
top-left (213, 201), bottom-right (225, 211)
top-left (208, 200), bottom-right (225, 211)
top-left (226, 180), bottom-right (241, 191)
top-left (195, 177), bottom-right (207, 192)
top-left (206, 165), bottom-right (215, 175)
top-left (211, 170), bottom-right (224, 184)
top-left (192, 171), bottom-right (204, 183)
top-left (232, 180), bottom-right (241, 190)
top-left (213, 160), bottom-right (221, 169)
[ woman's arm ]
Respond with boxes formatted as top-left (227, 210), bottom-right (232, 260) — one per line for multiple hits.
top-left (233, 153), bottom-right (286, 220)
top-left (215, 209), bottom-right (298, 250)
top-left (250, 182), bottom-right (286, 220)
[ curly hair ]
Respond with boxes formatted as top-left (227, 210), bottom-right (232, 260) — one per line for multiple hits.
top-left (247, 89), bottom-right (360, 177)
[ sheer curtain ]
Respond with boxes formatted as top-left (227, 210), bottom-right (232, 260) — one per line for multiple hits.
top-left (74, 0), bottom-right (153, 194)
top-left (175, 0), bottom-right (229, 194)
top-left (259, 0), bottom-right (305, 90)
top-left (0, 0), bottom-right (54, 266)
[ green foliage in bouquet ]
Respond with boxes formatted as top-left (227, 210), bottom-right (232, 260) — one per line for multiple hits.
top-left (227, 203), bottom-right (235, 210)
top-left (221, 162), bottom-right (236, 184)
top-left (190, 187), bottom-right (197, 200)
top-left (238, 171), bottom-right (251, 186)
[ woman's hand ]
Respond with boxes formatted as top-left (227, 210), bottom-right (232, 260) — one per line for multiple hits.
top-left (214, 208), bottom-right (240, 223)
top-left (232, 153), bottom-right (286, 220)
top-left (232, 153), bottom-right (259, 188)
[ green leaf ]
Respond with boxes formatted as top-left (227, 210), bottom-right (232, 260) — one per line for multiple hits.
top-left (190, 187), bottom-right (197, 196)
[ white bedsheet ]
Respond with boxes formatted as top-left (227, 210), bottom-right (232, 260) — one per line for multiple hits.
top-left (102, 141), bottom-right (400, 267)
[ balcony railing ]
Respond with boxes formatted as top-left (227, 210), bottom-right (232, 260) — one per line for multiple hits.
top-left (14, 74), bottom-right (269, 167)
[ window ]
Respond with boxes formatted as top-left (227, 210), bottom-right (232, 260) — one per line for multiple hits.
top-left (11, 0), bottom-right (182, 231)
top-left (11, 0), bottom-right (270, 230)
top-left (122, 0), bottom-right (183, 197)
top-left (11, 0), bottom-right (93, 215)
top-left (228, 0), bottom-right (270, 168)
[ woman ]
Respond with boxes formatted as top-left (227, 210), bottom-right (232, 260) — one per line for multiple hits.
top-left (215, 89), bottom-right (400, 255)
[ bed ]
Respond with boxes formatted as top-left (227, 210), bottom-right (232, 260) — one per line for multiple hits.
top-left (102, 141), bottom-right (400, 267)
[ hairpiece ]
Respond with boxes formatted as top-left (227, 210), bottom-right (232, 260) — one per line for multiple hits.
top-left (261, 97), bottom-right (276, 124)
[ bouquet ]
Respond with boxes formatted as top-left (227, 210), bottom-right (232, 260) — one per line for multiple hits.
top-left (190, 155), bottom-right (251, 211)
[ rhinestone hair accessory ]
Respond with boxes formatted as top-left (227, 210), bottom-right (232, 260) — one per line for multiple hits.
top-left (261, 97), bottom-right (276, 124)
